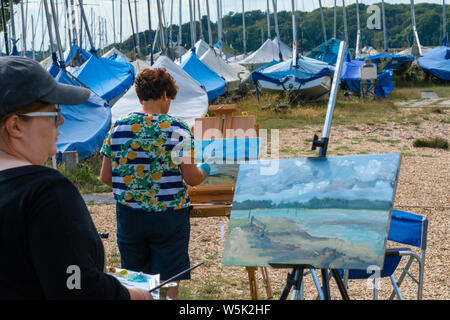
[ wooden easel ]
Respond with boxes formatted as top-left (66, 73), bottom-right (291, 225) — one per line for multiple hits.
top-left (189, 104), bottom-right (272, 300)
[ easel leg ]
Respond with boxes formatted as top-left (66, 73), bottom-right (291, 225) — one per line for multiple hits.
top-left (321, 269), bottom-right (331, 300)
top-left (331, 269), bottom-right (350, 300)
top-left (259, 267), bottom-right (273, 299)
top-left (279, 266), bottom-right (304, 300)
top-left (246, 267), bottom-right (259, 300)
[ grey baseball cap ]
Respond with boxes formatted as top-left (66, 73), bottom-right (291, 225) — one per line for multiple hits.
top-left (0, 56), bottom-right (91, 115)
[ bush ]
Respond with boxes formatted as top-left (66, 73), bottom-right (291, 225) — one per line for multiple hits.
top-left (413, 137), bottom-right (449, 150)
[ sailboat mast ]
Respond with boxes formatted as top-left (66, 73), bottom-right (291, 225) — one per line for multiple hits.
top-left (197, 0), bottom-right (203, 40)
top-left (444, 0), bottom-right (447, 44)
top-left (42, 0), bottom-right (55, 53)
top-left (49, 0), bottom-right (64, 64)
top-left (291, 0), bottom-right (297, 68)
top-left (266, 0), bottom-right (271, 39)
top-left (20, 0), bottom-right (26, 55)
top-left (272, 0), bottom-right (282, 60)
top-left (127, 0), bottom-right (138, 59)
top-left (342, 0), bottom-right (349, 49)
top-left (205, 0), bottom-right (212, 47)
top-left (410, 0), bottom-right (423, 56)
top-left (146, 0), bottom-right (153, 63)
top-left (1, 0), bottom-right (9, 54)
top-left (9, 0), bottom-right (16, 51)
top-left (188, 0), bottom-right (195, 48)
top-left (242, 0), bottom-right (246, 56)
top-left (78, 0), bottom-right (94, 51)
top-left (333, 0), bottom-right (336, 39)
top-left (355, 0), bottom-right (361, 58)
top-left (157, 0), bottom-right (166, 54)
top-left (216, 0), bottom-right (223, 55)
top-left (319, 0), bottom-right (327, 45)
top-left (381, 0), bottom-right (388, 52)
top-left (134, 0), bottom-right (140, 54)
top-left (178, 0), bottom-right (182, 60)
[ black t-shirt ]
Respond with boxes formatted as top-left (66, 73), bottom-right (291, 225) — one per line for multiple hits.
top-left (0, 165), bottom-right (130, 300)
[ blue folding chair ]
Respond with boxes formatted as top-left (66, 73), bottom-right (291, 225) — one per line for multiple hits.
top-left (340, 209), bottom-right (428, 300)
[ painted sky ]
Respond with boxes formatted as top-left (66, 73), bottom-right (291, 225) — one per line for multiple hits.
top-left (233, 153), bottom-right (401, 204)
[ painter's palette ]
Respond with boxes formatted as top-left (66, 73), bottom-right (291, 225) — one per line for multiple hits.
top-left (222, 154), bottom-right (401, 270)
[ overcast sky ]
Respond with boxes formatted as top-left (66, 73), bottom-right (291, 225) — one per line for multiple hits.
top-left (0, 0), bottom-right (446, 54)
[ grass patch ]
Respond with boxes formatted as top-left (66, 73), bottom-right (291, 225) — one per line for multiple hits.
top-left (413, 137), bottom-right (449, 150)
top-left (236, 92), bottom-right (399, 129)
top-left (57, 152), bottom-right (112, 194)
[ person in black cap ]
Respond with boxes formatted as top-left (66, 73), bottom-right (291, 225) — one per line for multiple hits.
top-left (0, 56), bottom-right (152, 300)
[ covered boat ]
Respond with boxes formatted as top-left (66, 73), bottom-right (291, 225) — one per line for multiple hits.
top-left (357, 52), bottom-right (414, 73)
top-left (72, 54), bottom-right (135, 104)
top-left (418, 43), bottom-right (450, 81)
top-left (340, 60), bottom-right (394, 98)
top-left (179, 49), bottom-right (225, 101)
top-left (251, 56), bottom-right (334, 100)
top-left (54, 69), bottom-right (111, 160)
top-left (306, 39), bottom-right (351, 66)
top-left (200, 48), bottom-right (241, 92)
top-left (239, 38), bottom-right (290, 70)
top-left (112, 55), bottom-right (208, 128)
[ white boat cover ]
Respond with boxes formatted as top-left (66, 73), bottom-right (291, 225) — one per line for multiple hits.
top-left (102, 47), bottom-right (130, 61)
top-left (229, 62), bottom-right (251, 83)
top-left (179, 39), bottom-right (210, 64)
top-left (200, 48), bottom-right (240, 91)
top-left (358, 46), bottom-right (380, 58)
top-left (239, 38), bottom-right (291, 68)
top-left (272, 37), bottom-right (293, 60)
top-left (112, 55), bottom-right (208, 129)
top-left (132, 59), bottom-right (151, 74)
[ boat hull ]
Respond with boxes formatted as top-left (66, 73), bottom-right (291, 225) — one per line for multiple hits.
top-left (258, 76), bottom-right (332, 100)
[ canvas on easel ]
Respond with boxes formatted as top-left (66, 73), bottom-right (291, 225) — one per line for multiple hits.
top-left (222, 153), bottom-right (401, 270)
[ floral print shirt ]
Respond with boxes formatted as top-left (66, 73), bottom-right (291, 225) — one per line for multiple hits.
top-left (101, 112), bottom-right (194, 212)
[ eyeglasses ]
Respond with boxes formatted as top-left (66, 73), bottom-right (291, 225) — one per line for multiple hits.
top-left (19, 106), bottom-right (62, 125)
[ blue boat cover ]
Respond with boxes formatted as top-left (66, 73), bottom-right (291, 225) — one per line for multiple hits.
top-left (418, 45), bottom-right (450, 81)
top-left (180, 50), bottom-right (226, 101)
top-left (341, 60), bottom-right (394, 98)
top-left (251, 57), bottom-right (333, 86)
top-left (48, 52), bottom-right (60, 78)
top-left (64, 43), bottom-right (92, 66)
top-left (305, 39), bottom-right (352, 65)
top-left (55, 70), bottom-right (112, 160)
top-left (72, 55), bottom-right (135, 102)
top-left (358, 52), bottom-right (414, 72)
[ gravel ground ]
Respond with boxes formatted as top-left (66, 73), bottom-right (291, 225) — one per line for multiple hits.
top-left (89, 111), bottom-right (449, 300)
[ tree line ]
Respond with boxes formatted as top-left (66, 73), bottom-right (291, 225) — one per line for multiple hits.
top-left (117, 2), bottom-right (449, 57)
top-left (233, 197), bottom-right (392, 211)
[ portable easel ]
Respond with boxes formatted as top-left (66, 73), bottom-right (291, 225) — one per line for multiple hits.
top-left (189, 104), bottom-right (272, 300)
top-left (273, 41), bottom-right (350, 300)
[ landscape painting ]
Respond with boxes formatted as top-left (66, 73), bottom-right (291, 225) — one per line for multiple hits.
top-left (222, 153), bottom-right (401, 270)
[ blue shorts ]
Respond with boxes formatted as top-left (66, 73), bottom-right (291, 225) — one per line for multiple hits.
top-left (115, 203), bottom-right (191, 281)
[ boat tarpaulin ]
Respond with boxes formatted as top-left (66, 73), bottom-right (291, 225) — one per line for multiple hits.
top-left (357, 52), bottom-right (414, 72)
top-left (112, 55), bottom-right (208, 129)
top-left (306, 39), bottom-right (352, 66)
top-left (54, 70), bottom-right (112, 160)
top-left (340, 60), bottom-right (395, 98)
top-left (72, 55), bottom-right (135, 102)
top-left (180, 50), bottom-right (225, 101)
top-left (251, 56), bottom-right (333, 87)
top-left (418, 45), bottom-right (450, 81)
